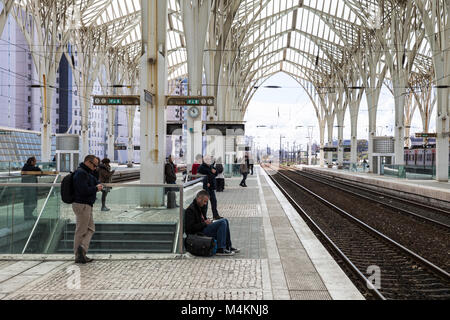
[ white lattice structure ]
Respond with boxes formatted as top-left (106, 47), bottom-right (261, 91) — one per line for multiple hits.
top-left (0, 0), bottom-right (448, 181)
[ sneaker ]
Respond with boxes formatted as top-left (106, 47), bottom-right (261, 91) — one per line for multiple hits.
top-left (101, 207), bottom-right (111, 212)
top-left (229, 247), bottom-right (241, 253)
top-left (216, 248), bottom-right (235, 256)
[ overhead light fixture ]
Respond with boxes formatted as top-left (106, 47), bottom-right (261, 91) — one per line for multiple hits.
top-left (348, 86), bottom-right (365, 89)
top-left (254, 85), bottom-right (282, 89)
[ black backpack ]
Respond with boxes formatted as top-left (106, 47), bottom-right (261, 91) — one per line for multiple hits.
top-left (61, 172), bottom-right (75, 204)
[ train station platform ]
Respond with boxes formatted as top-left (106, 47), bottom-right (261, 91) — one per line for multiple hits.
top-left (299, 166), bottom-right (450, 206)
top-left (0, 166), bottom-right (363, 300)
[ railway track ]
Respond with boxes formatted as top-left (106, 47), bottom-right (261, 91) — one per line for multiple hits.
top-left (287, 167), bottom-right (450, 229)
top-left (279, 167), bottom-right (450, 270)
top-left (263, 165), bottom-right (450, 300)
top-left (110, 170), bottom-right (140, 183)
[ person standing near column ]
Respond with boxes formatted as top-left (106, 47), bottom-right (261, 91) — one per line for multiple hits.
top-left (21, 157), bottom-right (42, 221)
top-left (198, 156), bottom-right (223, 220)
top-left (98, 158), bottom-right (115, 212)
top-left (72, 155), bottom-right (103, 264)
top-left (164, 155), bottom-right (177, 185)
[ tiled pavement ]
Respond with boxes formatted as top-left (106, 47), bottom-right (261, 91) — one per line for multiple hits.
top-left (0, 167), bottom-right (363, 300)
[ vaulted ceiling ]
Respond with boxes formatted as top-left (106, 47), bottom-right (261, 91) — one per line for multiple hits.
top-left (7, 0), bottom-right (436, 94)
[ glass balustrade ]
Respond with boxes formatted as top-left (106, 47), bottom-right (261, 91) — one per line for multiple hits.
top-left (0, 178), bottom-right (204, 255)
top-left (345, 163), bottom-right (369, 173)
top-left (224, 164), bottom-right (242, 177)
top-left (382, 165), bottom-right (437, 180)
top-left (0, 161), bottom-right (56, 174)
top-left (0, 183), bottom-right (55, 254)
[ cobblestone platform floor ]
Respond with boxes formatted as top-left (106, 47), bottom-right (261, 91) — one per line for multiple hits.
top-left (0, 167), bottom-right (363, 300)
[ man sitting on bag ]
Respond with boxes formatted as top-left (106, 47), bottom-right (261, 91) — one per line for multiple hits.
top-left (185, 190), bottom-right (240, 256)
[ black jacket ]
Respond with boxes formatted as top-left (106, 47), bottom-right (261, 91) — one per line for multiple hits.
top-left (185, 199), bottom-right (208, 235)
top-left (164, 162), bottom-right (177, 184)
top-left (98, 163), bottom-right (114, 183)
top-left (215, 164), bottom-right (224, 174)
top-left (21, 163), bottom-right (42, 183)
top-left (73, 163), bottom-right (100, 207)
top-left (198, 163), bottom-right (217, 191)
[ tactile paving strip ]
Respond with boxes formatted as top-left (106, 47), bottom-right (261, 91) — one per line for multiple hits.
top-left (290, 290), bottom-right (332, 300)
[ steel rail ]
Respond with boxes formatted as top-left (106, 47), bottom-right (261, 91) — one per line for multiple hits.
top-left (284, 167), bottom-right (450, 229)
top-left (303, 168), bottom-right (450, 216)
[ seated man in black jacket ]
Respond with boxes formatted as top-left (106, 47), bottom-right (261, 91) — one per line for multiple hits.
top-left (185, 190), bottom-right (240, 256)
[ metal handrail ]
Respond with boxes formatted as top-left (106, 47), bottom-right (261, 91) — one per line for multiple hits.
top-left (183, 177), bottom-right (204, 188)
top-left (174, 177), bottom-right (205, 254)
top-left (0, 183), bottom-right (185, 188)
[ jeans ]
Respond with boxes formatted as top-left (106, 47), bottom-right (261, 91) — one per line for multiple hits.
top-left (207, 189), bottom-right (219, 219)
top-left (240, 173), bottom-right (248, 186)
top-left (216, 178), bottom-right (225, 192)
top-left (202, 219), bottom-right (232, 250)
top-left (101, 190), bottom-right (109, 208)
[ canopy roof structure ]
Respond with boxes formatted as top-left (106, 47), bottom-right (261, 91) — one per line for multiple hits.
top-left (0, 0), bottom-right (448, 180)
top-left (4, 1), bottom-right (435, 90)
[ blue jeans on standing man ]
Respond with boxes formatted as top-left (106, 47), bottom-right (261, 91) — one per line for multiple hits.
top-left (202, 219), bottom-right (232, 250)
top-left (206, 189), bottom-right (220, 219)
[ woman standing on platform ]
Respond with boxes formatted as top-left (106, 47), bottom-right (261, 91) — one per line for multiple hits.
top-left (215, 157), bottom-right (225, 192)
top-left (98, 158), bottom-right (115, 212)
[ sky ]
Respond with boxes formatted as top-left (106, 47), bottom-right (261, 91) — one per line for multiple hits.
top-left (243, 72), bottom-right (436, 152)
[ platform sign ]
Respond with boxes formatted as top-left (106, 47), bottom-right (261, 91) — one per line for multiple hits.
top-left (114, 144), bottom-right (127, 150)
top-left (323, 147), bottom-right (337, 152)
top-left (415, 133), bottom-right (437, 138)
top-left (166, 96), bottom-right (215, 106)
top-left (93, 95), bottom-right (140, 106)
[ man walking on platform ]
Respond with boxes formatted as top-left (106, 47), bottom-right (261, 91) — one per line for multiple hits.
top-left (72, 155), bottom-right (103, 264)
top-left (240, 156), bottom-right (250, 187)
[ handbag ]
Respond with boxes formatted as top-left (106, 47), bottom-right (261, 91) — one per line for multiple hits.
top-left (184, 233), bottom-right (217, 257)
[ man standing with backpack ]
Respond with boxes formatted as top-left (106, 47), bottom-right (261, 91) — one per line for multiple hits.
top-left (72, 155), bottom-right (103, 264)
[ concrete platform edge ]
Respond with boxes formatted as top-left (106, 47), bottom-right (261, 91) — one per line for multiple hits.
top-left (256, 172), bottom-right (290, 300)
top-left (259, 168), bottom-right (365, 300)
